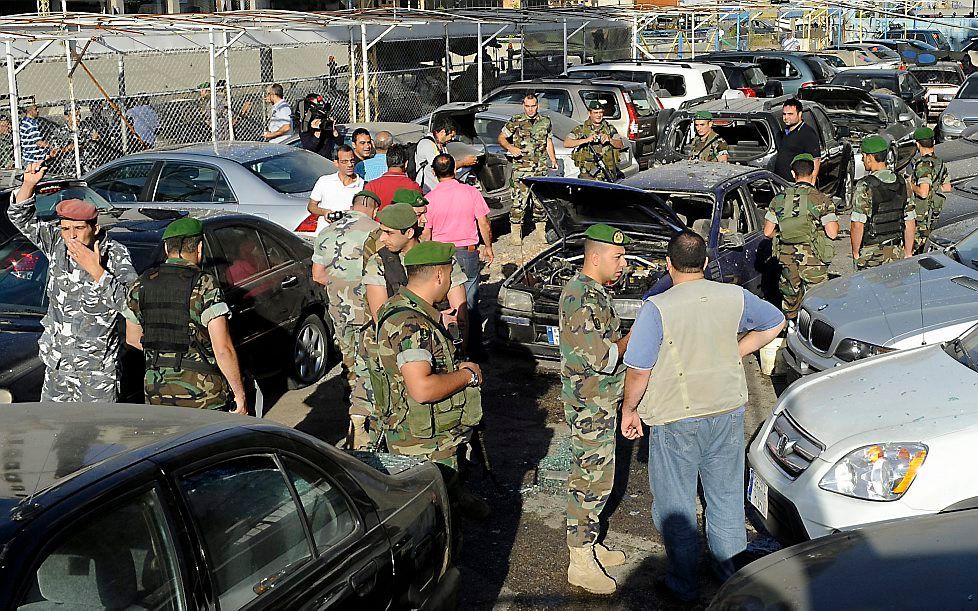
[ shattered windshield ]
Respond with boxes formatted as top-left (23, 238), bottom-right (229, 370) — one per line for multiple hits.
top-left (945, 323), bottom-right (978, 371)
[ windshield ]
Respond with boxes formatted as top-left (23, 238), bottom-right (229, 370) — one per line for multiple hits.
top-left (957, 78), bottom-right (978, 99)
top-left (909, 68), bottom-right (962, 85)
top-left (243, 150), bottom-right (336, 194)
top-left (950, 227), bottom-right (978, 271)
top-left (831, 73), bottom-right (897, 92)
top-left (944, 323), bottom-right (978, 371)
top-left (0, 237), bottom-right (48, 314)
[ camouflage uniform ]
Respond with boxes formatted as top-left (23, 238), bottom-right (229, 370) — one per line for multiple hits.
top-left (501, 112), bottom-right (553, 225)
top-left (766, 183), bottom-right (837, 320)
top-left (911, 154), bottom-right (948, 252)
top-left (851, 169), bottom-right (915, 269)
top-left (569, 120), bottom-right (622, 182)
top-left (559, 272), bottom-right (625, 549)
top-left (313, 209), bottom-right (379, 422)
top-left (7, 194), bottom-right (136, 402)
top-left (122, 258), bottom-right (230, 409)
top-left (688, 132), bottom-right (729, 162)
top-left (372, 288), bottom-right (482, 469)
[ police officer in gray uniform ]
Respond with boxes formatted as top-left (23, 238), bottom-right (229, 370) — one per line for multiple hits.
top-left (8, 162), bottom-right (137, 401)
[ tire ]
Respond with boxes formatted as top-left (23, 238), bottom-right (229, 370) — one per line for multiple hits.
top-left (840, 161), bottom-right (855, 213)
top-left (288, 313), bottom-right (330, 390)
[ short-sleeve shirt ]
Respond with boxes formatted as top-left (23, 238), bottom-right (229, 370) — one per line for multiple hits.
top-left (309, 173), bottom-right (365, 233)
top-left (363, 249), bottom-right (468, 292)
top-left (267, 99), bottom-right (294, 143)
top-left (424, 179), bottom-right (490, 247)
top-left (312, 210), bottom-right (378, 327)
top-left (414, 137), bottom-right (444, 192)
top-left (850, 169), bottom-right (916, 225)
top-left (356, 153), bottom-right (388, 182)
top-left (501, 113), bottom-right (553, 169)
top-left (774, 121), bottom-right (820, 181)
top-left (366, 171), bottom-right (422, 210)
top-left (19, 116), bottom-right (45, 164)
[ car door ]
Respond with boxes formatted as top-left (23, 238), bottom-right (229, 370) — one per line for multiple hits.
top-left (807, 106), bottom-right (844, 197)
top-left (713, 185), bottom-right (763, 292)
top-left (148, 161), bottom-right (239, 212)
top-left (84, 160), bottom-right (158, 204)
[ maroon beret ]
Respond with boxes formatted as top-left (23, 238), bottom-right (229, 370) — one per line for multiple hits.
top-left (55, 199), bottom-right (98, 221)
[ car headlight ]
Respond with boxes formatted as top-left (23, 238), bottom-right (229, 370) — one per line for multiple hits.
top-left (498, 286), bottom-right (533, 312)
top-left (819, 443), bottom-right (928, 501)
top-left (0, 388), bottom-right (10, 404)
top-left (834, 338), bottom-right (895, 362)
top-left (942, 113), bottom-right (964, 128)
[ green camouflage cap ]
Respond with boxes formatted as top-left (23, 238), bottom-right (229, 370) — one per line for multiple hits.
top-left (913, 126), bottom-right (935, 141)
top-left (585, 223), bottom-right (631, 246)
top-left (587, 100), bottom-right (604, 110)
top-left (694, 111), bottom-right (713, 120)
top-left (403, 240), bottom-right (456, 267)
top-left (377, 202), bottom-right (418, 230)
top-left (392, 187), bottom-right (426, 207)
top-left (163, 217), bottom-right (203, 240)
top-left (860, 135), bottom-right (888, 155)
top-left (353, 189), bottom-right (381, 206)
top-left (792, 153), bottom-right (815, 163)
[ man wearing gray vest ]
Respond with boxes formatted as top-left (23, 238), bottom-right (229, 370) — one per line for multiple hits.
top-left (620, 231), bottom-right (785, 604)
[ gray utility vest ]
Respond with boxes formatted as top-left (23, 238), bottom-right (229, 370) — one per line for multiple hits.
top-left (863, 176), bottom-right (907, 246)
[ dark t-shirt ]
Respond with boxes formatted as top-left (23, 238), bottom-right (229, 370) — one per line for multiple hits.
top-left (775, 122), bottom-right (821, 181)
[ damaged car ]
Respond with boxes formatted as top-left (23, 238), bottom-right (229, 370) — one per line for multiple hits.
top-left (495, 162), bottom-right (787, 358)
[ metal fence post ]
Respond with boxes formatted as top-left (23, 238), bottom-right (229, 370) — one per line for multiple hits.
top-left (477, 22), bottom-right (483, 102)
top-left (631, 15), bottom-right (637, 60)
top-left (361, 24), bottom-right (370, 122)
top-left (117, 53), bottom-right (128, 153)
top-left (737, 12), bottom-right (741, 51)
top-left (64, 40), bottom-right (81, 178)
top-left (223, 31), bottom-right (235, 142)
top-left (520, 24), bottom-right (525, 80)
top-left (349, 26), bottom-right (357, 124)
top-left (445, 24), bottom-right (451, 104)
top-left (5, 41), bottom-right (20, 169)
top-left (208, 29), bottom-right (218, 144)
top-left (690, 12), bottom-right (696, 59)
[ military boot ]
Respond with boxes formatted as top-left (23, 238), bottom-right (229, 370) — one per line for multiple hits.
top-left (510, 224), bottom-right (523, 246)
top-left (594, 542), bottom-right (627, 567)
top-left (534, 221), bottom-right (547, 242)
top-left (567, 545), bottom-right (616, 594)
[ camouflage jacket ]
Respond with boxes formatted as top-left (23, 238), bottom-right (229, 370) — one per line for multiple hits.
top-left (569, 119), bottom-right (622, 179)
top-left (501, 113), bottom-right (552, 170)
top-left (123, 258), bottom-right (230, 409)
top-left (688, 132), bottom-right (729, 162)
top-left (8, 193), bottom-right (137, 372)
top-left (558, 272), bottom-right (625, 409)
top-left (312, 209), bottom-right (379, 327)
top-left (912, 154), bottom-right (948, 230)
top-left (765, 182), bottom-right (837, 257)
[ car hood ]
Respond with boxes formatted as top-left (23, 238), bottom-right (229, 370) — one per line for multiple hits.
top-left (782, 344), bottom-right (978, 449)
top-left (797, 85), bottom-right (887, 129)
top-left (928, 214), bottom-right (978, 247)
top-left (944, 98), bottom-right (978, 118)
top-left (524, 176), bottom-right (686, 239)
top-left (802, 254), bottom-right (978, 347)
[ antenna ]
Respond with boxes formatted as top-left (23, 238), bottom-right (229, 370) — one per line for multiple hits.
top-left (918, 260), bottom-right (926, 346)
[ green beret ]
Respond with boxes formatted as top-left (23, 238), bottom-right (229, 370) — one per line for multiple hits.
top-left (392, 188), bottom-right (426, 207)
top-left (354, 189), bottom-right (381, 205)
top-left (587, 100), bottom-right (604, 111)
top-left (197, 82), bottom-right (209, 90)
top-left (162, 217), bottom-right (203, 240)
top-left (403, 241), bottom-right (456, 267)
top-left (377, 202), bottom-right (418, 231)
top-left (585, 223), bottom-right (630, 246)
top-left (860, 135), bottom-right (888, 155)
top-left (792, 153), bottom-right (814, 164)
top-left (694, 111), bottom-right (713, 120)
top-left (913, 126), bottom-right (935, 141)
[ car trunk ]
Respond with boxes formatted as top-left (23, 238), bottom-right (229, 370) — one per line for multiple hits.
top-left (432, 103), bottom-right (511, 212)
top-left (797, 85), bottom-right (887, 138)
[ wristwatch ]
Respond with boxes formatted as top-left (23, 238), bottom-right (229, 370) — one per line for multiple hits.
top-left (462, 366), bottom-right (479, 388)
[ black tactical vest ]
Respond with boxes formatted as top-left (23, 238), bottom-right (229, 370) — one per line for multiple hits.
top-left (863, 175), bottom-right (907, 246)
top-left (138, 263), bottom-right (218, 373)
top-left (378, 247), bottom-right (408, 299)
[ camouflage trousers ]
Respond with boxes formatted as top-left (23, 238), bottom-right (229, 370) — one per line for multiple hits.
top-left (509, 165), bottom-right (548, 225)
top-left (385, 424), bottom-right (468, 470)
top-left (42, 366), bottom-right (119, 403)
top-left (777, 250), bottom-right (828, 321)
top-left (565, 401), bottom-right (617, 548)
top-left (336, 322), bottom-right (374, 420)
top-left (856, 243), bottom-right (904, 270)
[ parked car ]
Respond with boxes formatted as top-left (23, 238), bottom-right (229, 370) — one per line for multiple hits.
top-left (483, 78), bottom-right (662, 168)
top-left (710, 509), bottom-right (978, 610)
top-left (939, 71), bottom-right (978, 140)
top-left (797, 85), bottom-right (921, 171)
top-left (655, 96), bottom-right (855, 204)
top-left (566, 60), bottom-right (745, 109)
top-left (888, 27), bottom-right (953, 51)
top-left (0, 404), bottom-right (458, 610)
top-left (0, 206), bottom-right (332, 403)
top-left (832, 42), bottom-right (905, 66)
top-left (909, 62), bottom-right (965, 121)
top-left (698, 51), bottom-right (838, 94)
top-left (495, 163), bottom-right (787, 359)
top-left (829, 69), bottom-right (929, 117)
top-left (817, 48), bottom-right (897, 70)
top-left (83, 142), bottom-right (337, 237)
top-left (864, 37), bottom-right (941, 55)
top-left (706, 60), bottom-right (784, 98)
top-left (935, 124), bottom-right (978, 183)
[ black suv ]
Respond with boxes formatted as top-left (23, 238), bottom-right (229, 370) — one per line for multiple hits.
top-left (706, 60), bottom-right (784, 98)
top-left (655, 96), bottom-right (855, 203)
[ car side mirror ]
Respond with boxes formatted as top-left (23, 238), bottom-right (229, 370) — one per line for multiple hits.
top-left (722, 231), bottom-right (746, 249)
top-left (898, 113), bottom-right (913, 122)
top-left (836, 125), bottom-right (851, 138)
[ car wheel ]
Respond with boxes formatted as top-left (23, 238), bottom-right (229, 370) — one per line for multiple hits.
top-left (289, 314), bottom-right (330, 389)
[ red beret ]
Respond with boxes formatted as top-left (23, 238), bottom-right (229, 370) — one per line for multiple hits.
top-left (55, 199), bottom-right (98, 221)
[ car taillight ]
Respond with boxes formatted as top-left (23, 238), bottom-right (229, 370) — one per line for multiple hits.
top-left (898, 64), bottom-right (907, 70)
top-left (800, 81), bottom-right (814, 88)
top-left (11, 252), bottom-right (38, 279)
top-left (625, 101), bottom-right (639, 141)
top-left (294, 214), bottom-right (319, 233)
top-left (739, 87), bottom-right (758, 97)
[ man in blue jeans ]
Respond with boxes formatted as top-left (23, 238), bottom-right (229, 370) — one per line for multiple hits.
top-left (620, 231), bottom-right (785, 603)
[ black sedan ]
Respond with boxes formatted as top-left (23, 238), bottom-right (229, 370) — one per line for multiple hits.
top-left (0, 203), bottom-right (332, 404)
top-left (829, 68), bottom-right (929, 118)
top-left (0, 404), bottom-right (458, 610)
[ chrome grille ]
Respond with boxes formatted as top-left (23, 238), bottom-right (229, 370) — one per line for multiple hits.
top-left (965, 117), bottom-right (978, 126)
top-left (797, 308), bottom-right (812, 342)
top-left (810, 319), bottom-right (834, 353)
top-left (765, 412), bottom-right (824, 479)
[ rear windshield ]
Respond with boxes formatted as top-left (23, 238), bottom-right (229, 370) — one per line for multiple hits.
top-left (579, 90), bottom-right (621, 119)
top-left (909, 68), bottom-right (962, 85)
top-left (803, 56), bottom-right (837, 81)
top-left (702, 69), bottom-right (727, 95)
top-left (742, 67), bottom-right (767, 87)
top-left (819, 55), bottom-right (847, 68)
top-left (831, 73), bottom-right (898, 92)
top-left (569, 69), bottom-right (686, 98)
top-left (625, 87), bottom-right (656, 117)
top-left (243, 150), bottom-right (336, 194)
top-left (861, 45), bottom-right (901, 61)
top-left (34, 185), bottom-right (112, 218)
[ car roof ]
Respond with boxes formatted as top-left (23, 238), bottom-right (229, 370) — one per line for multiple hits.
top-left (623, 160), bottom-right (766, 192)
top-left (684, 95), bottom-right (814, 114)
top-left (501, 78), bottom-right (624, 89)
top-left (573, 61), bottom-right (720, 73)
top-left (129, 141), bottom-right (298, 164)
top-left (835, 69), bottom-right (902, 76)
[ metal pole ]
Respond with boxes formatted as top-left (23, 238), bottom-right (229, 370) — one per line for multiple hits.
top-left (630, 15), bottom-right (637, 61)
top-left (6, 41), bottom-right (21, 169)
top-left (445, 24), bottom-right (451, 104)
top-left (349, 27), bottom-right (357, 124)
top-left (520, 25), bottom-right (525, 80)
top-left (208, 29), bottom-right (218, 144)
top-left (737, 12), bottom-right (741, 50)
top-left (360, 24), bottom-right (370, 122)
top-left (477, 22), bottom-right (483, 102)
top-left (64, 40), bottom-right (81, 178)
top-left (565, 19), bottom-right (570, 72)
top-left (117, 53), bottom-right (128, 153)
top-left (223, 31), bottom-right (235, 141)
top-left (690, 12), bottom-right (696, 59)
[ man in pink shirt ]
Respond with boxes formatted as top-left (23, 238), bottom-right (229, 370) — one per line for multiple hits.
top-left (425, 154), bottom-right (494, 357)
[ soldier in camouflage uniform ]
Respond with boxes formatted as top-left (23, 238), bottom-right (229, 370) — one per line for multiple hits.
top-left (909, 126), bottom-right (950, 252)
top-left (558, 223), bottom-right (632, 595)
top-left (498, 93), bottom-right (558, 244)
top-left (8, 162), bottom-right (137, 402)
top-left (763, 153), bottom-right (839, 320)
top-left (564, 100), bottom-right (626, 182)
top-left (851, 136), bottom-right (916, 270)
top-left (312, 190), bottom-right (380, 449)
top-left (687, 110), bottom-right (729, 163)
top-left (123, 218), bottom-right (247, 413)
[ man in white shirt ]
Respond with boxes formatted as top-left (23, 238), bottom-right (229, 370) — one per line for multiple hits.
top-left (262, 83), bottom-right (294, 144)
top-left (307, 145), bottom-right (365, 232)
top-left (415, 116), bottom-right (478, 193)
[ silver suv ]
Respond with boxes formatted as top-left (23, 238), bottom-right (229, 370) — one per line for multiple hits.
top-left (484, 78), bottom-right (661, 169)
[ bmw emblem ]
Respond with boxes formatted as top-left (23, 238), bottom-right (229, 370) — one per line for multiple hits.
top-left (817, 304), bottom-right (828, 311)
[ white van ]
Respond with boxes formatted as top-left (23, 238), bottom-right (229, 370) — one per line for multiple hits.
top-left (567, 61), bottom-right (745, 109)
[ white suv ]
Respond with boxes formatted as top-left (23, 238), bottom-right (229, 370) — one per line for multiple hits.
top-left (567, 61), bottom-right (745, 109)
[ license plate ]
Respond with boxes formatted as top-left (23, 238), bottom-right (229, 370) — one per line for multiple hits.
top-left (545, 325), bottom-right (560, 345)
top-left (747, 468), bottom-right (769, 519)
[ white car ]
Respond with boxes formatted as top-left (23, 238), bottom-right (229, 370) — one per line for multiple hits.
top-left (747, 325), bottom-right (978, 545)
top-left (566, 61), bottom-right (745, 109)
